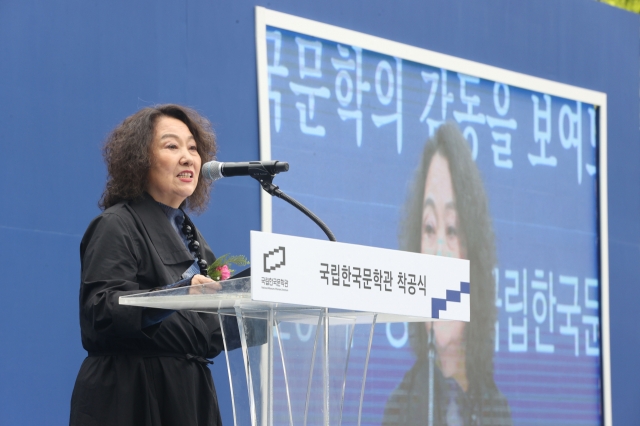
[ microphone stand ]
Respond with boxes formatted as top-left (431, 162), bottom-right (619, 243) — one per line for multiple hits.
top-left (428, 325), bottom-right (435, 426)
top-left (248, 165), bottom-right (337, 242)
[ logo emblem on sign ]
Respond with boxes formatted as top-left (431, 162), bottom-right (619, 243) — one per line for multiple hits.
top-left (263, 246), bottom-right (286, 273)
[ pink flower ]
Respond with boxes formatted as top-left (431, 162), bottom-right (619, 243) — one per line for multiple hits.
top-left (217, 264), bottom-right (231, 280)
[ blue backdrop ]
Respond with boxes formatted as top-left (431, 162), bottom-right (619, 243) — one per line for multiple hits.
top-left (0, 0), bottom-right (637, 424)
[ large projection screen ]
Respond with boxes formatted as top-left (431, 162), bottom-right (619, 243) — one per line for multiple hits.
top-left (255, 7), bottom-right (609, 426)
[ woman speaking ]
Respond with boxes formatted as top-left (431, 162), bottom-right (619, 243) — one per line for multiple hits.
top-left (70, 105), bottom-right (225, 426)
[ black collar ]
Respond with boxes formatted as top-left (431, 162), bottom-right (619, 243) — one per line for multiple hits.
top-left (128, 193), bottom-right (194, 265)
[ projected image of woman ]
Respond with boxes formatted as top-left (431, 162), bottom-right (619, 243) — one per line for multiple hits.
top-left (383, 122), bottom-right (512, 426)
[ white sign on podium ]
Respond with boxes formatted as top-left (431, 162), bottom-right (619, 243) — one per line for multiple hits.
top-left (250, 231), bottom-right (470, 321)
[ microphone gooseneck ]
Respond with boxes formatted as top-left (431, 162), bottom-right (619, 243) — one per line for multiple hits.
top-left (202, 160), bottom-right (336, 242)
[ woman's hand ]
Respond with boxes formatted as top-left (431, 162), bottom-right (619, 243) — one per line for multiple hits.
top-left (189, 274), bottom-right (222, 294)
top-left (191, 274), bottom-right (214, 285)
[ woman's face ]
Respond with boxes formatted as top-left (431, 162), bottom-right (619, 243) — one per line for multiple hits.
top-left (146, 116), bottom-right (201, 208)
top-left (421, 152), bottom-right (468, 388)
top-left (421, 152), bottom-right (465, 259)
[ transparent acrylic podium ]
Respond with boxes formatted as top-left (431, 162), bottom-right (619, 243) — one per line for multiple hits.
top-left (120, 276), bottom-right (422, 426)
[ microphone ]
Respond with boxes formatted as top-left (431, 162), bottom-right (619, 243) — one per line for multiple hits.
top-left (201, 160), bottom-right (289, 182)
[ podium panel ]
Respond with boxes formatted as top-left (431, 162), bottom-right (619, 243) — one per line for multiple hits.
top-left (120, 233), bottom-right (470, 425)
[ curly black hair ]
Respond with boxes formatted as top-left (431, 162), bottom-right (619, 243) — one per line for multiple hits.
top-left (99, 104), bottom-right (217, 213)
